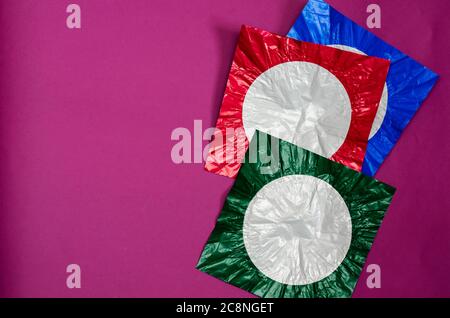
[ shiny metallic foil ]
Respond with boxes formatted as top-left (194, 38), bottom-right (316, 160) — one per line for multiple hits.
top-left (197, 131), bottom-right (396, 298)
top-left (288, 0), bottom-right (439, 176)
top-left (205, 25), bottom-right (390, 178)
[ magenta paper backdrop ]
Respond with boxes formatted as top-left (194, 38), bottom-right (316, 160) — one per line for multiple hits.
top-left (0, 0), bottom-right (449, 298)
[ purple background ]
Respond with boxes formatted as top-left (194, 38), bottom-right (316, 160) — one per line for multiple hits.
top-left (0, 0), bottom-right (449, 298)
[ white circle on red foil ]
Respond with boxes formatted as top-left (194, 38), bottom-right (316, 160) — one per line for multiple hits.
top-left (242, 61), bottom-right (352, 158)
top-left (243, 175), bottom-right (352, 286)
top-left (328, 44), bottom-right (388, 139)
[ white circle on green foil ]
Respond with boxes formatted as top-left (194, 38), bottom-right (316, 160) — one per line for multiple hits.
top-left (243, 175), bottom-right (352, 286)
top-left (242, 61), bottom-right (352, 158)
